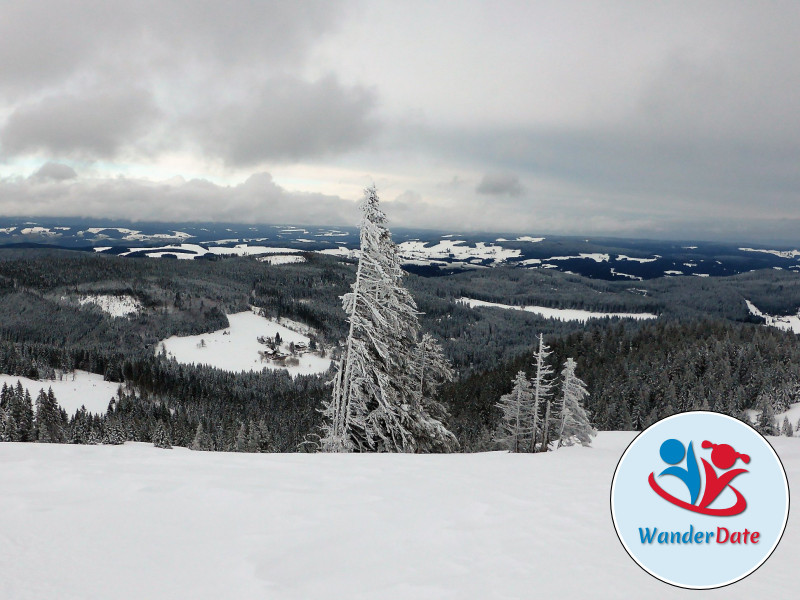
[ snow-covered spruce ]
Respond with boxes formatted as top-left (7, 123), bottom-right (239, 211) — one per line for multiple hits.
top-left (531, 333), bottom-right (555, 452)
top-left (494, 371), bottom-right (534, 453)
top-left (153, 421), bottom-right (172, 449)
top-left (556, 358), bottom-right (596, 447)
top-left (319, 186), bottom-right (457, 453)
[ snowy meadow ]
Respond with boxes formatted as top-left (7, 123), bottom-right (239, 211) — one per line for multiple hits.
top-left (1, 433), bottom-right (796, 599)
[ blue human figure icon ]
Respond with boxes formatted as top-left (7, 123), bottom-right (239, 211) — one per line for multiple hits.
top-left (658, 439), bottom-right (701, 505)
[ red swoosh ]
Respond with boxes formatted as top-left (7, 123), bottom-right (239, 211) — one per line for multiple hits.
top-left (648, 472), bottom-right (747, 516)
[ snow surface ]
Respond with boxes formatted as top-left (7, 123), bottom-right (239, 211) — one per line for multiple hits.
top-left (609, 268), bottom-right (642, 281)
top-left (458, 297), bottom-right (657, 322)
top-left (739, 247), bottom-right (800, 259)
top-left (0, 370), bottom-right (121, 415)
top-left (20, 226), bottom-right (59, 236)
top-left (549, 253), bottom-right (610, 263)
top-left (746, 401), bottom-right (800, 433)
top-left (118, 244), bottom-right (302, 259)
top-left (257, 255), bottom-right (306, 265)
top-left (745, 299), bottom-right (800, 334)
top-left (78, 294), bottom-right (143, 318)
top-left (158, 309), bottom-right (332, 376)
top-left (616, 254), bottom-right (658, 263)
top-left (397, 240), bottom-right (521, 265)
top-left (1, 433), bottom-right (797, 599)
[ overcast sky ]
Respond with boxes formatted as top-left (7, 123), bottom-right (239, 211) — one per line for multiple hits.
top-left (1, 1), bottom-right (799, 243)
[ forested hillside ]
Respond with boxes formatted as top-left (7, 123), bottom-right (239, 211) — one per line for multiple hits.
top-left (1, 247), bottom-right (799, 452)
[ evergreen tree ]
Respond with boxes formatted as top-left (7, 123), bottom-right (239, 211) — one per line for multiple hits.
top-left (234, 422), bottom-right (248, 452)
top-left (153, 421), bottom-right (172, 449)
top-left (494, 371), bottom-right (534, 452)
top-left (530, 334), bottom-right (555, 452)
top-left (411, 333), bottom-right (459, 452)
top-left (191, 423), bottom-right (214, 451)
top-left (0, 405), bottom-right (8, 442)
top-left (104, 421), bottom-right (125, 445)
top-left (34, 388), bottom-right (65, 443)
top-left (782, 416), bottom-right (793, 437)
top-left (556, 358), bottom-right (595, 448)
top-left (755, 395), bottom-right (777, 436)
top-left (320, 186), bottom-right (456, 453)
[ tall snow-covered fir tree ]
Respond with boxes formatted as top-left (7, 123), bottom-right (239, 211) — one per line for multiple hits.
top-left (530, 333), bottom-right (555, 452)
top-left (320, 185), bottom-right (457, 453)
top-left (494, 371), bottom-right (534, 452)
top-left (556, 358), bottom-right (595, 448)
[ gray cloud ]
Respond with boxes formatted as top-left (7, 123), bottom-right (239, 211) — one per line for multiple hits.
top-left (1, 2), bottom-right (799, 243)
top-left (476, 173), bottom-right (524, 196)
top-left (2, 88), bottom-right (159, 158)
top-left (29, 162), bottom-right (78, 181)
top-left (0, 171), bottom-right (354, 225)
top-left (193, 76), bottom-right (378, 165)
top-left (0, 1), bottom-right (343, 97)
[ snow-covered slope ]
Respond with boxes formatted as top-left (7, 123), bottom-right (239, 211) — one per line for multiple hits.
top-left (0, 370), bottom-right (121, 415)
top-left (77, 294), bottom-right (143, 317)
top-left (1, 433), bottom-right (797, 599)
top-left (157, 309), bottom-right (332, 376)
top-left (458, 297), bottom-right (658, 322)
top-left (745, 299), bottom-right (800, 334)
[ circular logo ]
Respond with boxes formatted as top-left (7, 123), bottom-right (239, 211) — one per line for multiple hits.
top-left (610, 411), bottom-right (789, 589)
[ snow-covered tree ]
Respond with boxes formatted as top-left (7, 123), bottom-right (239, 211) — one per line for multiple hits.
top-left (782, 416), bottom-right (794, 437)
top-left (0, 405), bottom-right (8, 442)
top-left (494, 371), bottom-right (534, 452)
top-left (530, 334), bottom-right (555, 452)
top-left (410, 333), bottom-right (458, 452)
top-left (235, 422), bottom-right (248, 452)
top-left (320, 185), bottom-right (456, 453)
top-left (191, 423), bottom-right (214, 451)
top-left (755, 395), bottom-right (777, 436)
top-left (556, 358), bottom-right (596, 448)
top-left (34, 388), bottom-right (65, 443)
top-left (153, 421), bottom-right (172, 449)
top-left (104, 421), bottom-right (125, 445)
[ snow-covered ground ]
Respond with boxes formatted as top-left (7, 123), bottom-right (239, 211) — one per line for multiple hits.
top-left (549, 253), bottom-right (610, 263)
top-left (0, 370), bottom-right (121, 415)
top-left (0, 432), bottom-right (797, 599)
top-left (745, 300), bottom-right (800, 334)
top-left (257, 255), bottom-right (307, 265)
top-left (397, 240), bottom-right (521, 265)
top-left (118, 244), bottom-right (302, 259)
top-left (77, 294), bottom-right (143, 318)
top-left (157, 309), bottom-right (332, 376)
top-left (458, 298), bottom-right (658, 322)
top-left (740, 247), bottom-right (800, 259)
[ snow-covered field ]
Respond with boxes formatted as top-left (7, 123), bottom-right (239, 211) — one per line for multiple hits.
top-left (77, 294), bottom-right (143, 317)
top-left (0, 433), bottom-right (796, 599)
top-left (746, 299), bottom-right (800, 334)
top-left (397, 240), bottom-right (521, 265)
top-left (458, 298), bottom-right (658, 322)
top-left (257, 255), bottom-right (307, 265)
top-left (740, 247), bottom-right (800, 259)
top-left (0, 370), bottom-right (121, 415)
top-left (158, 309), bottom-right (332, 376)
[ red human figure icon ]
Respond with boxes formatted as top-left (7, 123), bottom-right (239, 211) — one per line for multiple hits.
top-left (698, 441), bottom-right (750, 512)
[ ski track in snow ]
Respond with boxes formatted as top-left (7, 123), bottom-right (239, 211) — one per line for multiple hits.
top-left (158, 309), bottom-right (332, 376)
top-left (1, 433), bottom-right (798, 599)
top-left (458, 297), bottom-right (657, 322)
